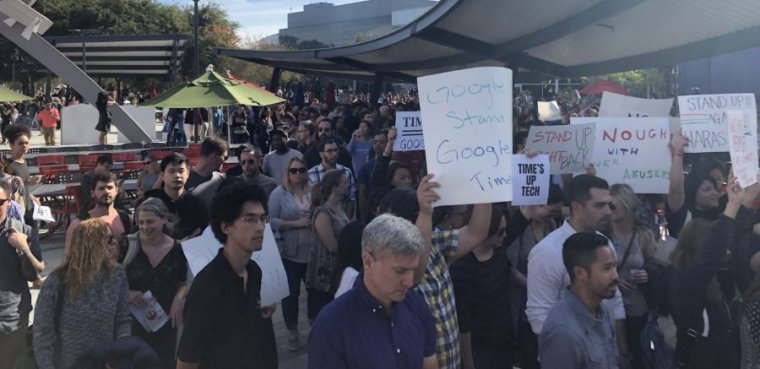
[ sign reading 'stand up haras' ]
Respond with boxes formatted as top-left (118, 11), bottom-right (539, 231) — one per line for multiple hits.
top-left (678, 93), bottom-right (756, 153)
top-left (418, 67), bottom-right (513, 206)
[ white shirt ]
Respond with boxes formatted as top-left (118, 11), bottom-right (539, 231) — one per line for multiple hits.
top-left (526, 220), bottom-right (626, 334)
top-left (334, 267), bottom-right (360, 299)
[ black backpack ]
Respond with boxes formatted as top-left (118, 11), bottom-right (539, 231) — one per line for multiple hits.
top-left (644, 258), bottom-right (673, 316)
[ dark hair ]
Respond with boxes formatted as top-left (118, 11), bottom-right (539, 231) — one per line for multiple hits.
top-left (379, 187), bottom-right (419, 223)
top-left (160, 153), bottom-right (189, 172)
top-left (269, 129), bottom-right (286, 139)
top-left (91, 171), bottom-right (117, 191)
top-left (387, 161), bottom-right (415, 188)
top-left (487, 204), bottom-right (506, 238)
top-left (300, 122), bottom-right (316, 136)
top-left (367, 187), bottom-right (389, 222)
top-left (200, 136), bottom-right (229, 157)
top-left (210, 179), bottom-right (269, 244)
top-left (563, 232), bottom-right (610, 283)
top-left (3, 124), bottom-right (30, 144)
top-left (317, 117), bottom-right (333, 129)
top-left (684, 173), bottom-right (718, 211)
top-left (317, 138), bottom-right (337, 152)
top-left (548, 184), bottom-right (566, 205)
top-left (96, 154), bottom-right (113, 166)
top-left (237, 144), bottom-right (261, 159)
top-left (317, 169), bottom-right (345, 204)
top-left (565, 174), bottom-right (609, 210)
top-left (330, 221), bottom-right (366, 294)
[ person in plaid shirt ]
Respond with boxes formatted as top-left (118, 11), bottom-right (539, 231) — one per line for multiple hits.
top-left (308, 138), bottom-right (356, 219)
top-left (379, 175), bottom-right (491, 369)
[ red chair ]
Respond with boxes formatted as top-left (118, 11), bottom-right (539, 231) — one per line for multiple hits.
top-left (182, 146), bottom-right (201, 159)
top-left (112, 152), bottom-right (137, 163)
top-left (221, 162), bottom-right (238, 173)
top-left (36, 155), bottom-right (65, 167)
top-left (38, 165), bottom-right (69, 183)
top-left (78, 154), bottom-right (101, 167)
top-left (150, 150), bottom-right (174, 160)
top-left (47, 185), bottom-right (81, 238)
top-left (121, 161), bottom-right (145, 172)
top-left (79, 163), bottom-right (96, 173)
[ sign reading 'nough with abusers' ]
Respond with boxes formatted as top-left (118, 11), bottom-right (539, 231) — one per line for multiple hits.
top-left (419, 67), bottom-right (513, 206)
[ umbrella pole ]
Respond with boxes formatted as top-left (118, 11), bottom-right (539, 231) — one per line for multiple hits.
top-left (226, 106), bottom-right (231, 146)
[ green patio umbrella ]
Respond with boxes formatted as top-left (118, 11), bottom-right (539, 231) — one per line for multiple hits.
top-left (142, 68), bottom-right (284, 108)
top-left (0, 85), bottom-right (32, 102)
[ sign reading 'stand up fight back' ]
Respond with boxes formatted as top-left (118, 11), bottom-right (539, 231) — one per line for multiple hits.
top-left (418, 67), bottom-right (513, 206)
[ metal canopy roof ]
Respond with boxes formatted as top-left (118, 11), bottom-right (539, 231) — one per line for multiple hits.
top-left (44, 34), bottom-right (188, 78)
top-left (213, 0), bottom-right (760, 82)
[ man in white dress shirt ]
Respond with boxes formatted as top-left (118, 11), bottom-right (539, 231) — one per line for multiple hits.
top-left (527, 174), bottom-right (630, 362)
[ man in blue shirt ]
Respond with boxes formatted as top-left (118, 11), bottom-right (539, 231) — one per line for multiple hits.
top-left (308, 214), bottom-right (438, 369)
top-left (539, 232), bottom-right (621, 369)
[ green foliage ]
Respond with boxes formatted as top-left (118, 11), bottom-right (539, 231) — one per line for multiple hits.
top-left (278, 35), bottom-right (332, 50)
top-left (595, 67), bottom-right (675, 98)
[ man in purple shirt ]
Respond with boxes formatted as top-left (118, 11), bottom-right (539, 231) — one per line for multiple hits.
top-left (308, 214), bottom-right (438, 369)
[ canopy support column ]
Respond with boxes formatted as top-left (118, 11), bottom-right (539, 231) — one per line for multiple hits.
top-left (269, 67), bottom-right (281, 92)
top-left (370, 72), bottom-right (384, 109)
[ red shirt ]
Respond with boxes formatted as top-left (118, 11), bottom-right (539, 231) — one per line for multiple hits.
top-left (37, 108), bottom-right (60, 128)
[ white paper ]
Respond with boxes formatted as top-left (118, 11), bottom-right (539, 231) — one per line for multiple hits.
top-left (726, 110), bottom-right (759, 188)
top-left (128, 291), bottom-right (169, 333)
top-left (511, 155), bottom-right (550, 206)
top-left (32, 203), bottom-right (55, 223)
top-left (418, 67), bottom-right (513, 206)
top-left (574, 117), bottom-right (671, 194)
top-left (181, 225), bottom-right (289, 306)
top-left (599, 91), bottom-right (673, 118)
top-left (537, 101), bottom-right (561, 122)
top-left (393, 111), bottom-right (424, 151)
top-left (678, 93), bottom-right (756, 153)
top-left (525, 124), bottom-right (595, 174)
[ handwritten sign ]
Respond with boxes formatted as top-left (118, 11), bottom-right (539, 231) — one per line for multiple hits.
top-left (418, 67), bottom-right (513, 206)
top-left (181, 225), bottom-right (289, 306)
top-left (726, 110), bottom-right (759, 188)
top-left (677, 93), bottom-right (756, 153)
top-left (537, 101), bottom-right (561, 122)
top-left (512, 154), bottom-right (550, 205)
top-left (574, 117), bottom-right (671, 194)
top-left (599, 91), bottom-right (673, 118)
top-left (393, 111), bottom-right (424, 151)
top-left (525, 124), bottom-right (595, 174)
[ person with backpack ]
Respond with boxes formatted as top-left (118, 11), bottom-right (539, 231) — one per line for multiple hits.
top-left (670, 172), bottom-right (746, 369)
top-left (121, 198), bottom-right (188, 369)
top-left (33, 218), bottom-right (132, 369)
top-left (65, 172), bottom-right (132, 252)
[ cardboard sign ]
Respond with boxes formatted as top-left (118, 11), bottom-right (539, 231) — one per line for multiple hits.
top-left (512, 154), bottom-right (550, 205)
top-left (677, 93), bottom-right (756, 153)
top-left (537, 101), bottom-right (561, 122)
top-left (393, 111), bottom-right (424, 151)
top-left (726, 109), bottom-right (759, 188)
top-left (181, 225), bottom-right (289, 306)
top-left (599, 91), bottom-right (673, 118)
top-left (525, 124), bottom-right (595, 174)
top-left (575, 117), bottom-right (671, 194)
top-left (418, 67), bottom-right (513, 206)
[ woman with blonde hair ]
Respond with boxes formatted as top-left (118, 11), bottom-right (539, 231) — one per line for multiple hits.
top-left (33, 218), bottom-right (131, 369)
top-left (608, 183), bottom-right (656, 369)
top-left (268, 156), bottom-right (313, 351)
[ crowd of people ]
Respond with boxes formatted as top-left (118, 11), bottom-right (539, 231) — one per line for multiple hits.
top-left (0, 87), bottom-right (758, 369)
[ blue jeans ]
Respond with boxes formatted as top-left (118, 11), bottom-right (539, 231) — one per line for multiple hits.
top-left (165, 120), bottom-right (186, 146)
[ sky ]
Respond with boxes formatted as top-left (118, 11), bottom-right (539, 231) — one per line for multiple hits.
top-left (160, 0), bottom-right (362, 40)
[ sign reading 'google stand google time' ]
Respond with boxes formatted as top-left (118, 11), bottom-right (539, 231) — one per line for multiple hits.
top-left (418, 67), bottom-right (513, 206)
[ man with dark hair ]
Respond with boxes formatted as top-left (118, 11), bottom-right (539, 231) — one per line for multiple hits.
top-left (80, 154), bottom-right (113, 213)
top-left (303, 118), bottom-right (352, 168)
top-left (235, 145), bottom-right (277, 195)
top-left (262, 129), bottom-right (302, 185)
top-left (0, 180), bottom-right (43, 369)
top-left (66, 171), bottom-right (131, 250)
top-left (357, 130), bottom-right (387, 221)
top-left (143, 153), bottom-right (207, 239)
top-left (177, 180), bottom-right (277, 369)
top-left (185, 136), bottom-right (229, 210)
top-left (308, 138), bottom-right (356, 218)
top-left (539, 232), bottom-right (620, 369)
top-left (526, 175), bottom-right (628, 362)
top-left (289, 121), bottom-right (315, 153)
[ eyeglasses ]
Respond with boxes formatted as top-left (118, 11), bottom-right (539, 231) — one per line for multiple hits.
top-left (289, 167), bottom-right (307, 174)
top-left (238, 214), bottom-right (268, 225)
top-left (240, 159), bottom-right (257, 165)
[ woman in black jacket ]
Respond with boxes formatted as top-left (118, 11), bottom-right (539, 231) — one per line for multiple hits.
top-left (670, 172), bottom-right (745, 369)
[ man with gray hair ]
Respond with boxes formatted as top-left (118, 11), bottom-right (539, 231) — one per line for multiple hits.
top-left (308, 214), bottom-right (438, 369)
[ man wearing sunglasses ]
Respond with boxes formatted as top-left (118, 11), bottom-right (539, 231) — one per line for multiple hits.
top-left (303, 118), bottom-right (352, 169)
top-left (235, 144), bottom-right (276, 196)
top-left (262, 129), bottom-right (302, 186)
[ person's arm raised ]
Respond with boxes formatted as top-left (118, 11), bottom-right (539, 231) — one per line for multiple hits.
top-left (414, 174), bottom-right (440, 285)
top-left (667, 131), bottom-right (688, 212)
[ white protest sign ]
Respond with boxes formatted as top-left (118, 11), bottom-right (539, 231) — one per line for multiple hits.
top-left (512, 154), bottom-right (550, 205)
top-left (418, 67), bottom-right (513, 206)
top-left (393, 111), bottom-right (424, 151)
top-left (181, 225), bottom-right (289, 306)
top-left (128, 290), bottom-right (168, 333)
top-left (537, 101), bottom-right (561, 122)
top-left (677, 93), bottom-right (756, 153)
top-left (525, 124), bottom-right (595, 174)
top-left (599, 91), bottom-right (673, 118)
top-left (726, 109), bottom-right (759, 188)
top-left (574, 117), bottom-right (671, 194)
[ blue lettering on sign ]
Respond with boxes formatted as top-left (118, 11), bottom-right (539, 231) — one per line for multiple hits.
top-left (470, 171), bottom-right (512, 191)
top-left (436, 139), bottom-right (511, 167)
top-left (447, 109), bottom-right (506, 129)
top-left (425, 76), bottom-right (507, 108)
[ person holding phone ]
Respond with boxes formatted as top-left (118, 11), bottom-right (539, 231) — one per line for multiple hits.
top-left (346, 120), bottom-right (372, 175)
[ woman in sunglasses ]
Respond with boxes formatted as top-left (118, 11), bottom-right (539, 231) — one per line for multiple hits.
top-left (34, 218), bottom-right (132, 369)
top-left (136, 151), bottom-right (161, 200)
top-left (267, 157), bottom-right (314, 352)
